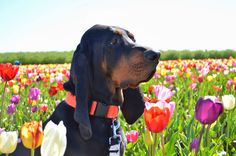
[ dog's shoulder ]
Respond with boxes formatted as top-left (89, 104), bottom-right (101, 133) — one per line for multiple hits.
top-left (43, 101), bottom-right (77, 128)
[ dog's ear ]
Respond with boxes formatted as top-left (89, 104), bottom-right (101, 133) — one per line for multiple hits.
top-left (121, 87), bottom-right (145, 124)
top-left (70, 44), bottom-right (93, 140)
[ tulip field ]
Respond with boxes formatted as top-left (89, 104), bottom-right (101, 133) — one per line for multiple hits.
top-left (1, 58), bottom-right (236, 156)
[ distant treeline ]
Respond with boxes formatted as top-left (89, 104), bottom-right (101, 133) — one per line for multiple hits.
top-left (0, 49), bottom-right (235, 64)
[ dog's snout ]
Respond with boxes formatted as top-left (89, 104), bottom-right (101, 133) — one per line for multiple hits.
top-left (144, 50), bottom-right (160, 61)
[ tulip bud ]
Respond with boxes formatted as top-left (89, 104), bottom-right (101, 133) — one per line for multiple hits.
top-left (0, 131), bottom-right (18, 154)
top-left (144, 129), bottom-right (154, 145)
top-left (21, 121), bottom-right (43, 149)
top-left (222, 95), bottom-right (235, 110)
top-left (190, 138), bottom-right (199, 152)
top-left (40, 121), bottom-right (67, 156)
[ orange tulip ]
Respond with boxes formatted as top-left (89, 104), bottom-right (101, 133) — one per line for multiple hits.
top-left (20, 121), bottom-right (43, 149)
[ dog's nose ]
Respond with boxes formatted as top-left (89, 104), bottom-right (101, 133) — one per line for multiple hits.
top-left (144, 50), bottom-right (160, 61)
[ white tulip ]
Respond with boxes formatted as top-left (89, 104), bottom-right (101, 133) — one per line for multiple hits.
top-left (0, 131), bottom-right (18, 154)
top-left (41, 121), bottom-right (67, 156)
top-left (222, 94), bottom-right (235, 110)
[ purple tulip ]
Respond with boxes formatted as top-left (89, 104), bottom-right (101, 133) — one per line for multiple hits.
top-left (10, 95), bottom-right (20, 104)
top-left (7, 103), bottom-right (16, 115)
top-left (29, 88), bottom-right (41, 100)
top-left (190, 138), bottom-right (199, 152)
top-left (195, 96), bottom-right (223, 125)
top-left (31, 106), bottom-right (38, 112)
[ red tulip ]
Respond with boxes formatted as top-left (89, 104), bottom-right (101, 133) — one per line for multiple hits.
top-left (197, 76), bottom-right (204, 83)
top-left (148, 85), bottom-right (154, 94)
top-left (39, 104), bottom-right (48, 112)
top-left (0, 63), bottom-right (19, 81)
top-left (144, 106), bottom-right (170, 133)
top-left (7, 81), bottom-right (14, 87)
top-left (49, 86), bottom-right (58, 96)
top-left (57, 81), bottom-right (64, 91)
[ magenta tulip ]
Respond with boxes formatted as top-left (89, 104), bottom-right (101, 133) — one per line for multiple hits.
top-left (31, 106), bottom-right (38, 113)
top-left (29, 88), bottom-right (40, 100)
top-left (10, 95), bottom-right (20, 104)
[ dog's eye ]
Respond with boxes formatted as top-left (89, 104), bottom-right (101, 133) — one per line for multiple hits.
top-left (110, 38), bottom-right (118, 45)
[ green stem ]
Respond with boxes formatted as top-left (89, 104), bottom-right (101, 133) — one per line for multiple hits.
top-left (6, 153), bottom-right (9, 156)
top-left (226, 111), bottom-right (231, 153)
top-left (205, 124), bottom-right (211, 147)
top-left (31, 148), bottom-right (35, 156)
top-left (152, 133), bottom-right (158, 156)
top-left (0, 81), bottom-right (8, 127)
top-left (161, 132), bottom-right (166, 156)
top-left (195, 125), bottom-right (205, 156)
top-left (148, 147), bottom-right (151, 156)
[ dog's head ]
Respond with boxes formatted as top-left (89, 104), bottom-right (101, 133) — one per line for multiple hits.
top-left (64, 24), bottom-right (160, 140)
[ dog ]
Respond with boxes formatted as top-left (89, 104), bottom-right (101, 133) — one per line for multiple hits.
top-left (11, 24), bottom-right (160, 156)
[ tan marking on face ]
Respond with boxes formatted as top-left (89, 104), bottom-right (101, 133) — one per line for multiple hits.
top-left (114, 29), bottom-right (123, 36)
top-left (111, 52), bottom-right (151, 87)
top-left (101, 58), bottom-right (107, 73)
top-left (111, 56), bottom-right (129, 85)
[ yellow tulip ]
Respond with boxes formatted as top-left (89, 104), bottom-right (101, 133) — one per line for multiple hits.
top-left (144, 129), bottom-right (154, 146)
top-left (13, 85), bottom-right (20, 94)
top-left (207, 75), bottom-right (213, 82)
top-left (21, 78), bottom-right (27, 85)
top-left (32, 100), bottom-right (37, 106)
top-left (161, 69), bottom-right (167, 76)
top-left (186, 72), bottom-right (192, 78)
top-left (21, 121), bottom-right (43, 149)
top-left (41, 121), bottom-right (67, 156)
top-left (0, 131), bottom-right (18, 154)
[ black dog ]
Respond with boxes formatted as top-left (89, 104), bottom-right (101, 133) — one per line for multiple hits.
top-left (11, 24), bottom-right (160, 156)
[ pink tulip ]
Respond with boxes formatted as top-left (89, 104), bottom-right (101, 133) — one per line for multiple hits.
top-left (125, 130), bottom-right (139, 143)
top-left (189, 83), bottom-right (197, 90)
top-left (153, 85), bottom-right (174, 102)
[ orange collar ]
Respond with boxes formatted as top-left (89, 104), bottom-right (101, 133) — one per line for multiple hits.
top-left (65, 92), bottom-right (119, 119)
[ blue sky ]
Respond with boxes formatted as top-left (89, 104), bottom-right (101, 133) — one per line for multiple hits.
top-left (0, 0), bottom-right (236, 52)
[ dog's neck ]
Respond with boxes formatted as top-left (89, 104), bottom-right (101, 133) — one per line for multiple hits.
top-left (91, 87), bottom-right (123, 106)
